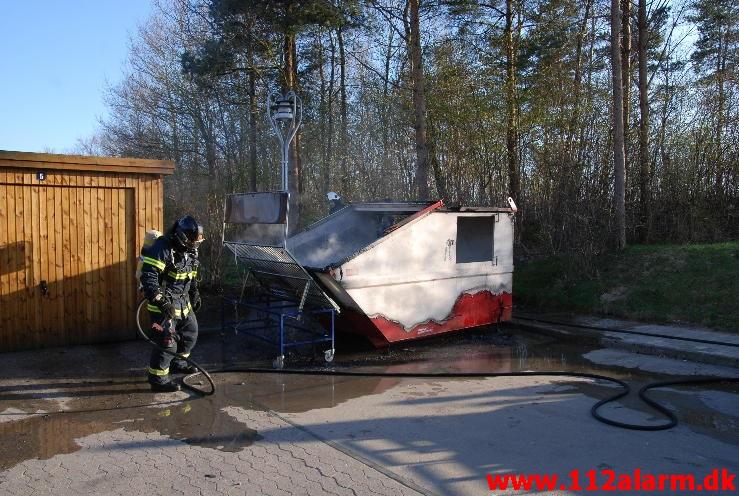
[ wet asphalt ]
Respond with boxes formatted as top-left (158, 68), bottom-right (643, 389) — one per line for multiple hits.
top-left (0, 321), bottom-right (737, 479)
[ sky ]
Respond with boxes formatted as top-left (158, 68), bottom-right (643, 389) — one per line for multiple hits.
top-left (0, 0), bottom-right (154, 153)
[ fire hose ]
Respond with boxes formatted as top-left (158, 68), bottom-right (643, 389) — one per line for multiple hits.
top-left (136, 300), bottom-right (739, 431)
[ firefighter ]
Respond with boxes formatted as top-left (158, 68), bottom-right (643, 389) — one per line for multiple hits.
top-left (139, 215), bottom-right (204, 392)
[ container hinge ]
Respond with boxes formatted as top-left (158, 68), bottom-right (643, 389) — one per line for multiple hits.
top-left (492, 256), bottom-right (498, 266)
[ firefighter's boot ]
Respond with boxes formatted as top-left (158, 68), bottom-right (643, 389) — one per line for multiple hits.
top-left (171, 361), bottom-right (198, 374)
top-left (150, 380), bottom-right (181, 393)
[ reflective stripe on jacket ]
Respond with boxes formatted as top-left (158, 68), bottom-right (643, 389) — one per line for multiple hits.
top-left (139, 235), bottom-right (200, 314)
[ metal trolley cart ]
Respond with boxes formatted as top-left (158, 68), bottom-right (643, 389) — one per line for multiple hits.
top-left (221, 241), bottom-right (338, 368)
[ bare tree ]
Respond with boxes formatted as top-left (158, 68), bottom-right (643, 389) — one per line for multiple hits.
top-left (505, 0), bottom-right (520, 205)
top-left (621, 0), bottom-right (632, 163)
top-left (337, 25), bottom-right (350, 197)
top-left (283, 30), bottom-right (302, 233)
top-left (406, 0), bottom-right (430, 199)
top-left (612, 0), bottom-right (627, 249)
top-left (637, 0), bottom-right (649, 242)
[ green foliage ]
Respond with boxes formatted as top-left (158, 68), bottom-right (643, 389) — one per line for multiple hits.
top-left (211, 0), bottom-right (359, 34)
top-left (182, 0), bottom-right (360, 80)
top-left (515, 242), bottom-right (739, 331)
top-left (689, 0), bottom-right (738, 82)
top-left (87, 0), bottom-right (739, 288)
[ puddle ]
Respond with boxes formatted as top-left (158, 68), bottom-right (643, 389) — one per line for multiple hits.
top-left (0, 370), bottom-right (406, 471)
top-left (0, 326), bottom-right (736, 471)
top-left (331, 327), bottom-right (623, 378)
top-left (0, 380), bottom-right (262, 471)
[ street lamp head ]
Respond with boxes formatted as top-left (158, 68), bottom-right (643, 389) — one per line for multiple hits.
top-left (273, 98), bottom-right (294, 121)
top-left (266, 90), bottom-right (302, 201)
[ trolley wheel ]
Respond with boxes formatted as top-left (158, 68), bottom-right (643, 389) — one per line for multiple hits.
top-left (324, 349), bottom-right (335, 363)
top-left (273, 355), bottom-right (285, 369)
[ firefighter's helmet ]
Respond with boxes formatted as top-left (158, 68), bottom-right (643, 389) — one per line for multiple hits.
top-left (173, 216), bottom-right (204, 251)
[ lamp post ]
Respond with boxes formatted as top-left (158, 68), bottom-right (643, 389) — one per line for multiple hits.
top-left (267, 91), bottom-right (302, 242)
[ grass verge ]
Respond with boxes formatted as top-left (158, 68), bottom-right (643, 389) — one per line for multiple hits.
top-left (514, 242), bottom-right (739, 332)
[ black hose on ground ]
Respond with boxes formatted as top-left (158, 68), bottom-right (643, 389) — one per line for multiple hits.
top-left (136, 300), bottom-right (739, 430)
top-left (202, 368), bottom-right (739, 431)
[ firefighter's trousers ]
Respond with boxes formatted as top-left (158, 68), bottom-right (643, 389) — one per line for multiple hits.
top-left (147, 312), bottom-right (198, 385)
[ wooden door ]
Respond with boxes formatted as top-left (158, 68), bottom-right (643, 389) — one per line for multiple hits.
top-left (0, 185), bottom-right (136, 350)
top-left (0, 180), bottom-right (36, 350)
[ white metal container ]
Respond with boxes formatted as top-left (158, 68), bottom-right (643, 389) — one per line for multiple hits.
top-left (288, 201), bottom-right (515, 347)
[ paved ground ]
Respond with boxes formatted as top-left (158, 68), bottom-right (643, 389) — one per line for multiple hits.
top-left (513, 313), bottom-right (739, 368)
top-left (0, 326), bottom-right (737, 495)
top-left (0, 407), bottom-right (421, 496)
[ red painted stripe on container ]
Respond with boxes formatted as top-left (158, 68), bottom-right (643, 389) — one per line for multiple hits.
top-left (339, 291), bottom-right (512, 348)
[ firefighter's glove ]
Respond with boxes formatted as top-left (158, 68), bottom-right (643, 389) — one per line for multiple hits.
top-left (159, 300), bottom-right (176, 320)
top-left (151, 321), bottom-right (175, 347)
top-left (152, 293), bottom-right (176, 320)
top-left (162, 321), bottom-right (177, 347)
top-left (190, 291), bottom-right (202, 313)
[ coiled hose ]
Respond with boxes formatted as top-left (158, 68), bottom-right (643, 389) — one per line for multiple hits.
top-left (136, 300), bottom-right (739, 430)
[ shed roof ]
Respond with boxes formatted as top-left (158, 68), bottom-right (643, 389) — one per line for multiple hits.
top-left (0, 150), bottom-right (175, 175)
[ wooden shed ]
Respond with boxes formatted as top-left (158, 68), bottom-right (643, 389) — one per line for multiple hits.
top-left (0, 150), bottom-right (174, 352)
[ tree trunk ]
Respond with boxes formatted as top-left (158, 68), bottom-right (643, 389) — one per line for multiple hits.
top-left (247, 26), bottom-right (258, 192)
top-left (621, 0), bottom-right (631, 166)
top-left (636, 0), bottom-right (649, 242)
top-left (196, 114), bottom-right (223, 285)
top-left (505, 0), bottom-right (520, 204)
top-left (318, 32), bottom-right (326, 193)
top-left (338, 26), bottom-right (350, 197)
top-left (578, 13), bottom-right (597, 166)
top-left (715, 30), bottom-right (726, 196)
top-left (408, 0), bottom-right (430, 199)
top-left (327, 32), bottom-right (336, 190)
top-left (429, 127), bottom-right (448, 200)
top-left (381, 27), bottom-right (394, 193)
top-left (283, 31), bottom-right (301, 234)
top-left (611, 0), bottom-right (626, 250)
top-left (569, 0), bottom-right (593, 148)
top-left (169, 93), bottom-right (181, 170)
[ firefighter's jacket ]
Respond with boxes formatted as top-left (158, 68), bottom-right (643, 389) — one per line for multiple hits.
top-left (139, 235), bottom-right (200, 319)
